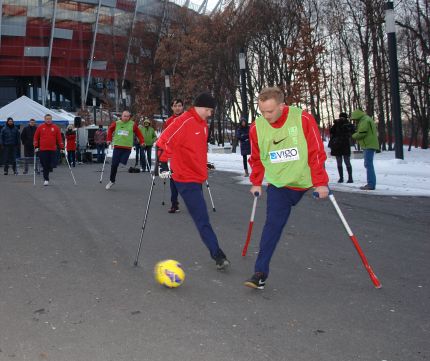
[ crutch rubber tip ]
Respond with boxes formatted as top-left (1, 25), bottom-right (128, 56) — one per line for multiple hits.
top-left (133, 261), bottom-right (138, 267)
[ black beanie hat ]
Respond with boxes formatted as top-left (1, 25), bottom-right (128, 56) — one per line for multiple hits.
top-left (194, 93), bottom-right (216, 109)
top-left (339, 112), bottom-right (348, 119)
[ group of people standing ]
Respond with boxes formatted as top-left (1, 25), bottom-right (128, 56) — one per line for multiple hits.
top-left (0, 115), bottom-right (67, 182)
top-left (0, 115), bottom-right (109, 185)
top-left (329, 110), bottom-right (379, 190)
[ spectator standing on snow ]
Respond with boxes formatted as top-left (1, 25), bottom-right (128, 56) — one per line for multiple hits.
top-left (33, 114), bottom-right (64, 186)
top-left (162, 99), bottom-right (184, 213)
top-left (65, 125), bottom-right (77, 167)
top-left (105, 110), bottom-right (144, 190)
top-left (244, 87), bottom-right (329, 290)
top-left (20, 118), bottom-right (38, 174)
top-left (351, 109), bottom-right (379, 191)
top-left (156, 93), bottom-right (230, 270)
top-left (236, 117), bottom-right (251, 177)
top-left (0, 117), bottom-right (20, 175)
top-left (329, 112), bottom-right (354, 183)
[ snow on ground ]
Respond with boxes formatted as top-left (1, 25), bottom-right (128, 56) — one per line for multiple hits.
top-left (208, 144), bottom-right (430, 197)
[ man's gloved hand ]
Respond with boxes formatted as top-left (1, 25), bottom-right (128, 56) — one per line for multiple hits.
top-left (158, 162), bottom-right (171, 179)
top-left (60, 149), bottom-right (65, 154)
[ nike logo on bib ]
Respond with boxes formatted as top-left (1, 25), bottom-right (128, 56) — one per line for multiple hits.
top-left (273, 137), bottom-right (286, 145)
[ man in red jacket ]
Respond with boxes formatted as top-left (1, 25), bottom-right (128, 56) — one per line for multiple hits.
top-left (33, 114), bottom-right (64, 186)
top-left (162, 98), bottom-right (184, 213)
top-left (156, 93), bottom-right (230, 270)
top-left (244, 87), bottom-right (329, 290)
top-left (105, 110), bottom-right (144, 190)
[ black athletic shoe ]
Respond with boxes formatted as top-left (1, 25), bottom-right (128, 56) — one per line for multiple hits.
top-left (168, 206), bottom-right (180, 213)
top-left (215, 257), bottom-right (230, 270)
top-left (244, 272), bottom-right (266, 290)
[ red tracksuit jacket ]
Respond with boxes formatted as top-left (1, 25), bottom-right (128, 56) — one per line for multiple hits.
top-left (163, 114), bottom-right (181, 131)
top-left (157, 107), bottom-right (208, 183)
top-left (33, 123), bottom-right (64, 151)
top-left (66, 133), bottom-right (76, 151)
top-left (249, 106), bottom-right (329, 189)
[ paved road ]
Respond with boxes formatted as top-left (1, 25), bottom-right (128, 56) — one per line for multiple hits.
top-left (0, 162), bottom-right (429, 361)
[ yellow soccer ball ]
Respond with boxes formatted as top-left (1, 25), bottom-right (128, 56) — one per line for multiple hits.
top-left (154, 259), bottom-right (185, 288)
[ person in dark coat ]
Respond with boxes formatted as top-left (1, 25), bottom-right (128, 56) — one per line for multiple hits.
top-left (0, 117), bottom-right (20, 175)
top-left (329, 112), bottom-right (354, 183)
top-left (236, 118), bottom-right (251, 177)
top-left (20, 118), bottom-right (38, 174)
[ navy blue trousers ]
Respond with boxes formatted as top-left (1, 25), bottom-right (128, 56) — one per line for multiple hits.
top-left (110, 148), bottom-right (131, 182)
top-left (255, 185), bottom-right (306, 276)
top-left (170, 179), bottom-right (179, 207)
top-left (38, 150), bottom-right (55, 181)
top-left (175, 181), bottom-right (225, 260)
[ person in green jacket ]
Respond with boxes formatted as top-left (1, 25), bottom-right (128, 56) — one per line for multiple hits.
top-left (139, 118), bottom-right (157, 172)
top-left (351, 109), bottom-right (379, 190)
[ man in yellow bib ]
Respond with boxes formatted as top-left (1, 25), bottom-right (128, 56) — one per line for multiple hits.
top-left (244, 87), bottom-right (329, 290)
top-left (105, 111), bottom-right (144, 189)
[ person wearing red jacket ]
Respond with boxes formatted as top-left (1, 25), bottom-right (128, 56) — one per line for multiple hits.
top-left (162, 98), bottom-right (184, 213)
top-left (156, 93), bottom-right (230, 271)
top-left (244, 87), bottom-right (329, 290)
top-left (105, 110), bottom-right (144, 190)
top-left (33, 114), bottom-right (65, 186)
top-left (65, 125), bottom-right (77, 167)
top-left (163, 99), bottom-right (184, 131)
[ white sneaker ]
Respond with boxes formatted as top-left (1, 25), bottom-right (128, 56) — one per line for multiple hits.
top-left (43, 180), bottom-right (49, 186)
top-left (105, 181), bottom-right (115, 190)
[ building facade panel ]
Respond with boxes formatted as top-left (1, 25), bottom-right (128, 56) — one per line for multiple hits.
top-left (0, 0), bottom-right (201, 107)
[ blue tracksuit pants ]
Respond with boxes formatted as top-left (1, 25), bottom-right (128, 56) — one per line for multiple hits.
top-left (170, 179), bottom-right (179, 207)
top-left (255, 185), bottom-right (306, 276)
top-left (175, 181), bottom-right (225, 260)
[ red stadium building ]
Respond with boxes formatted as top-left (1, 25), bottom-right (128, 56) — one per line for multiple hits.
top-left (0, 0), bottom-right (208, 110)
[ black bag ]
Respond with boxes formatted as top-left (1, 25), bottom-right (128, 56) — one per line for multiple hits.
top-left (128, 167), bottom-right (141, 173)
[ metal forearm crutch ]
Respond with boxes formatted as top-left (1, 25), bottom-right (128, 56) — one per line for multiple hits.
top-left (134, 173), bottom-right (156, 266)
top-left (205, 180), bottom-right (216, 212)
top-left (314, 190), bottom-right (381, 288)
top-left (242, 191), bottom-right (260, 256)
top-left (99, 149), bottom-right (108, 183)
top-left (64, 151), bottom-right (77, 185)
top-left (33, 152), bottom-right (37, 186)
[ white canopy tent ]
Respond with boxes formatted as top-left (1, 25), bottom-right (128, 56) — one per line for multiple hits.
top-left (0, 96), bottom-right (72, 126)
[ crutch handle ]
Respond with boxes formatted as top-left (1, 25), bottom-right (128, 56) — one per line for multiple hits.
top-left (253, 191), bottom-right (260, 197)
top-left (312, 190), bottom-right (333, 198)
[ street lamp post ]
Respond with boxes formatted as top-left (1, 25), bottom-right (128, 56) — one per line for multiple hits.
top-left (385, 1), bottom-right (403, 159)
top-left (239, 50), bottom-right (248, 123)
top-left (165, 73), bottom-right (171, 118)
